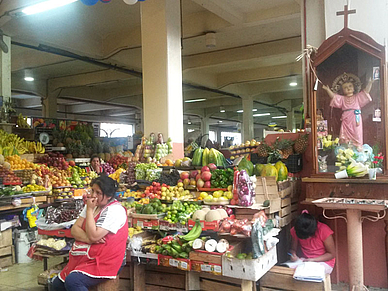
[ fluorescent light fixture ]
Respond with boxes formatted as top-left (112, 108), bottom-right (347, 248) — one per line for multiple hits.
top-left (185, 98), bottom-right (206, 103)
top-left (220, 106), bottom-right (225, 113)
top-left (187, 119), bottom-right (192, 125)
top-left (218, 120), bottom-right (223, 123)
top-left (253, 113), bottom-right (270, 117)
top-left (272, 115), bottom-right (287, 119)
top-left (237, 110), bottom-right (243, 113)
top-left (24, 77), bottom-right (34, 82)
top-left (289, 75), bottom-right (298, 87)
top-left (252, 109), bottom-right (257, 112)
top-left (22, 0), bottom-right (77, 15)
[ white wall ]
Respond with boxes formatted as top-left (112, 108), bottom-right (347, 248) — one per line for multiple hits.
top-left (325, 0), bottom-right (388, 51)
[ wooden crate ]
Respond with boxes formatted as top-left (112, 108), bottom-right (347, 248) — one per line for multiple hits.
top-left (0, 229), bottom-right (12, 247)
top-left (199, 272), bottom-right (255, 291)
top-left (0, 254), bottom-right (13, 268)
top-left (144, 264), bottom-right (186, 290)
top-left (255, 177), bottom-right (292, 214)
top-left (0, 245), bottom-right (12, 257)
top-left (278, 214), bottom-right (292, 228)
top-left (259, 266), bottom-right (331, 291)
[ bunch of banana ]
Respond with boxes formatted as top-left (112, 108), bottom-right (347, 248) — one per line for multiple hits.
top-left (17, 113), bottom-right (30, 129)
top-left (24, 141), bottom-right (45, 154)
top-left (179, 220), bottom-right (202, 241)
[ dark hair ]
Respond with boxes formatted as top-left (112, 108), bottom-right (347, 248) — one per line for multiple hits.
top-left (294, 213), bottom-right (317, 239)
top-left (90, 175), bottom-right (118, 200)
top-left (90, 154), bottom-right (101, 162)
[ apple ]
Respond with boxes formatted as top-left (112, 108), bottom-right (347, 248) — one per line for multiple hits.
top-left (190, 170), bottom-right (198, 179)
top-left (201, 166), bottom-right (210, 172)
top-left (204, 181), bottom-right (211, 188)
top-left (196, 174), bottom-right (201, 181)
top-left (201, 171), bottom-right (212, 182)
top-left (180, 172), bottom-right (190, 180)
top-left (208, 163), bottom-right (217, 171)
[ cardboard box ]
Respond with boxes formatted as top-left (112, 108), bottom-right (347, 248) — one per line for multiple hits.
top-left (188, 219), bottom-right (220, 231)
top-left (132, 218), bottom-right (159, 230)
top-left (0, 229), bottom-right (12, 247)
top-left (222, 245), bottom-right (277, 281)
top-left (159, 220), bottom-right (188, 232)
top-left (191, 260), bottom-right (222, 275)
top-left (158, 255), bottom-right (191, 271)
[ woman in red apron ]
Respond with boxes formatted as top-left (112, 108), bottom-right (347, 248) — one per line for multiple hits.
top-left (52, 175), bottom-right (128, 291)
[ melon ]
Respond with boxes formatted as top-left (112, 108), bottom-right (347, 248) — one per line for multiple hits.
top-left (261, 164), bottom-right (278, 180)
top-left (192, 210), bottom-right (206, 221)
top-left (216, 208), bottom-right (228, 219)
top-left (3, 161), bottom-right (11, 170)
top-left (201, 207), bottom-right (210, 214)
top-left (205, 209), bottom-right (222, 222)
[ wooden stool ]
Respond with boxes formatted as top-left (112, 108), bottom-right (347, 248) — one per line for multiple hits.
top-left (259, 266), bottom-right (331, 291)
top-left (89, 277), bottom-right (120, 291)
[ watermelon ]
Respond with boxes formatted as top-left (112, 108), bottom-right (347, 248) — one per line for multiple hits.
top-left (254, 164), bottom-right (265, 176)
top-left (238, 157), bottom-right (254, 176)
top-left (261, 164), bottom-right (278, 180)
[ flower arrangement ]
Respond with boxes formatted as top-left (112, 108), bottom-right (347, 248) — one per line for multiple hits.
top-left (371, 153), bottom-right (384, 169)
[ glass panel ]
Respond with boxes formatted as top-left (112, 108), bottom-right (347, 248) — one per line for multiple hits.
top-left (316, 44), bottom-right (383, 173)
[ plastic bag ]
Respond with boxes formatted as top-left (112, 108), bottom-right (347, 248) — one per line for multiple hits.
top-left (237, 170), bottom-right (255, 206)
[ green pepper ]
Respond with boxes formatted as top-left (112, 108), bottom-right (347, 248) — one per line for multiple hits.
top-left (213, 181), bottom-right (219, 188)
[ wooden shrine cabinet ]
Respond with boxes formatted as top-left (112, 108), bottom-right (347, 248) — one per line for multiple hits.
top-left (302, 8), bottom-right (388, 288)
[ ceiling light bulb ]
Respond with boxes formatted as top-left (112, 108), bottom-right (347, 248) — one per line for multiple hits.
top-left (220, 106), bottom-right (225, 113)
top-left (253, 113), bottom-right (270, 117)
top-left (237, 110), bottom-right (243, 113)
top-left (218, 120), bottom-right (223, 123)
top-left (272, 115), bottom-right (287, 119)
top-left (290, 81), bottom-right (297, 87)
top-left (187, 119), bottom-right (192, 125)
top-left (205, 32), bottom-right (216, 48)
top-left (24, 77), bottom-right (34, 82)
top-left (252, 109), bottom-right (257, 112)
top-left (185, 98), bottom-right (206, 103)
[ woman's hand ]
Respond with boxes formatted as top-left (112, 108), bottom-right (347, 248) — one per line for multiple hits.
top-left (290, 252), bottom-right (299, 262)
top-left (86, 197), bottom-right (98, 209)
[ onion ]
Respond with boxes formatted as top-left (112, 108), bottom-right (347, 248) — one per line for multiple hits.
top-left (205, 239), bottom-right (218, 252)
top-left (222, 221), bottom-right (231, 232)
top-left (225, 208), bottom-right (233, 216)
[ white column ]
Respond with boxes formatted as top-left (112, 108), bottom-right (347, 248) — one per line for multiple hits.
top-left (0, 35), bottom-right (11, 105)
top-left (201, 116), bottom-right (210, 136)
top-left (42, 82), bottom-right (58, 118)
top-left (141, 0), bottom-right (183, 159)
top-left (287, 111), bottom-right (295, 132)
top-left (242, 96), bottom-right (254, 141)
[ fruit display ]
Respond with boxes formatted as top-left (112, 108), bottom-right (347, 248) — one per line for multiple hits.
top-left (122, 162), bottom-right (136, 185)
top-left (14, 169), bottom-right (35, 184)
top-left (210, 168), bottom-right (234, 189)
top-left (6, 155), bottom-right (35, 170)
top-left (17, 113), bottom-right (31, 128)
top-left (22, 184), bottom-right (47, 193)
top-left (101, 163), bottom-right (115, 175)
top-left (108, 154), bottom-right (129, 170)
top-left (294, 134), bottom-right (309, 154)
top-left (229, 139), bottom-right (259, 160)
top-left (192, 147), bottom-right (229, 168)
top-left (237, 157), bottom-right (254, 176)
top-left (68, 166), bottom-right (87, 177)
top-left (68, 167), bottom-right (86, 188)
top-left (192, 237), bottom-right (230, 253)
top-left (38, 153), bottom-right (69, 170)
top-left (260, 164), bottom-right (278, 180)
top-left (0, 166), bottom-right (22, 185)
top-left (179, 219), bottom-right (202, 242)
top-left (160, 184), bottom-right (194, 201)
top-left (135, 163), bottom-right (159, 181)
top-left (135, 198), bottom-right (166, 215)
top-left (218, 218), bottom-right (252, 237)
top-left (274, 161), bottom-right (288, 181)
top-left (120, 189), bottom-right (142, 199)
top-left (134, 133), bottom-right (173, 163)
top-left (109, 168), bottom-right (125, 182)
top-left (0, 130), bottom-right (45, 156)
top-left (192, 207), bottom-right (230, 222)
top-left (155, 169), bottom-right (180, 186)
top-left (52, 187), bottom-right (74, 199)
top-left (163, 201), bottom-right (201, 224)
top-left (128, 226), bottom-right (143, 238)
top-left (45, 200), bottom-right (84, 224)
top-left (0, 186), bottom-right (23, 197)
top-left (202, 189), bottom-right (233, 204)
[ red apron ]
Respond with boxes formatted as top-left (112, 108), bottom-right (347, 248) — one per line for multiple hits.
top-left (59, 200), bottom-right (128, 281)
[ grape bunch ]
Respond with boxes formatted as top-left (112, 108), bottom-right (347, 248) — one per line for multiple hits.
top-left (45, 200), bottom-right (84, 224)
top-left (124, 162), bottom-right (136, 185)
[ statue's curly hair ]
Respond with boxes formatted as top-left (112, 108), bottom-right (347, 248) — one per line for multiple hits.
top-left (331, 72), bottom-right (362, 95)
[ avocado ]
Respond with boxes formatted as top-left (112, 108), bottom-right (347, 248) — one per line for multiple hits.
top-left (263, 200), bottom-right (270, 207)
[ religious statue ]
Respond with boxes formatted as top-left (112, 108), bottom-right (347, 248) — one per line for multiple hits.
top-left (322, 73), bottom-right (374, 147)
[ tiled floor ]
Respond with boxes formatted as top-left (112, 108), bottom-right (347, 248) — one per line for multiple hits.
top-left (0, 257), bottom-right (63, 291)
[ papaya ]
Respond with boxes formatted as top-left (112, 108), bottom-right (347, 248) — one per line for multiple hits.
top-left (261, 164), bottom-right (278, 180)
top-left (277, 162), bottom-right (288, 181)
top-left (254, 164), bottom-right (265, 176)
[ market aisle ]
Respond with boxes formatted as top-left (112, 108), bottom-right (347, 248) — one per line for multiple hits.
top-left (0, 257), bottom-right (62, 291)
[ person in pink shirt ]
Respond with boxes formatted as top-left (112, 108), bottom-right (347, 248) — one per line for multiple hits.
top-left (290, 210), bottom-right (336, 274)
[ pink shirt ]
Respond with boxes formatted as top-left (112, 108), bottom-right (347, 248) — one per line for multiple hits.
top-left (291, 222), bottom-right (335, 268)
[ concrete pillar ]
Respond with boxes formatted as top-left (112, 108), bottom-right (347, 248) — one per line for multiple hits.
top-left (216, 128), bottom-right (222, 146)
top-left (287, 111), bottom-right (295, 132)
top-left (141, 0), bottom-right (183, 159)
top-left (201, 116), bottom-right (210, 136)
top-left (0, 35), bottom-right (11, 106)
top-left (242, 96), bottom-right (254, 141)
top-left (346, 209), bottom-right (364, 290)
top-left (43, 82), bottom-right (58, 118)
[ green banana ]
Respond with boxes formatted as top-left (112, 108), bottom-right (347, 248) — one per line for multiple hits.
top-left (180, 220), bottom-right (202, 241)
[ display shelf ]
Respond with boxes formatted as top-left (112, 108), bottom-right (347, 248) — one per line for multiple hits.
top-left (312, 197), bottom-right (387, 211)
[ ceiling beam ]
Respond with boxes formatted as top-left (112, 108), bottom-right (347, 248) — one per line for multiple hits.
top-left (189, 0), bottom-right (244, 25)
top-left (65, 103), bottom-right (121, 114)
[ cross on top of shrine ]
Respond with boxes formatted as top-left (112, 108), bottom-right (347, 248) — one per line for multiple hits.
top-left (336, 5), bottom-right (356, 29)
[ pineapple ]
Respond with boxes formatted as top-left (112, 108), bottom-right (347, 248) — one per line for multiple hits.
top-left (294, 134), bottom-right (309, 154)
top-left (275, 138), bottom-right (295, 159)
top-left (256, 142), bottom-right (271, 157)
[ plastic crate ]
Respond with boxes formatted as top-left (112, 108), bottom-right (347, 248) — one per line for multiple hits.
top-left (284, 154), bottom-right (303, 173)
